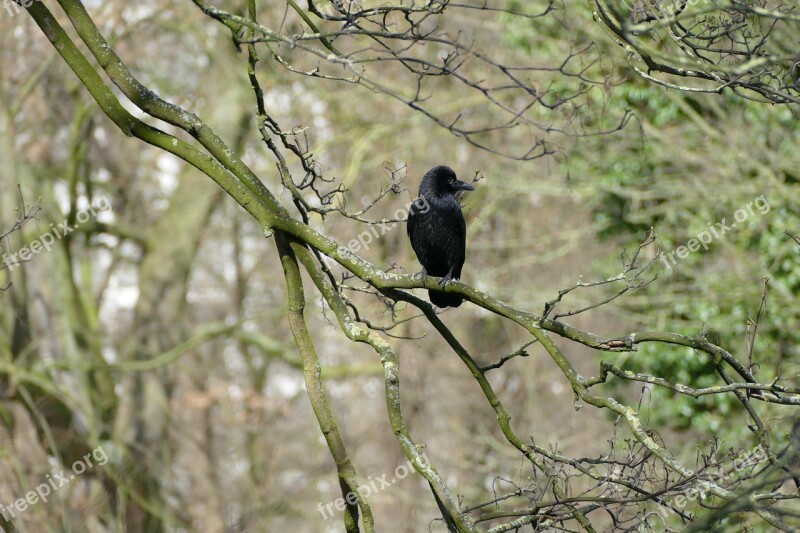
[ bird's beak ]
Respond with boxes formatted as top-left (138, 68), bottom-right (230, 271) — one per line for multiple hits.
top-left (453, 180), bottom-right (475, 191)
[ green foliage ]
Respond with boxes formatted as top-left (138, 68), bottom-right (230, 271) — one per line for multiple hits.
top-left (581, 83), bottom-right (800, 440)
top-left (618, 344), bottom-right (741, 433)
top-left (496, 0), bottom-right (800, 444)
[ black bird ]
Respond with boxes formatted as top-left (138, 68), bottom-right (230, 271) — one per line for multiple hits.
top-left (407, 166), bottom-right (475, 308)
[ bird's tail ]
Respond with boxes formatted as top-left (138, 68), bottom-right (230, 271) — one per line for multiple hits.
top-left (429, 289), bottom-right (463, 308)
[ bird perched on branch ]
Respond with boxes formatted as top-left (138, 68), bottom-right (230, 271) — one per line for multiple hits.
top-left (407, 166), bottom-right (475, 308)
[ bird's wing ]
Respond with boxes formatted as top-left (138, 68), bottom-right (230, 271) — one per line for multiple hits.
top-left (407, 198), bottom-right (428, 266)
top-left (452, 203), bottom-right (467, 279)
top-left (407, 199), bottom-right (418, 239)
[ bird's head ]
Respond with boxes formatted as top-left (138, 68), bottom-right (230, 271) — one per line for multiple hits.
top-left (419, 166), bottom-right (475, 198)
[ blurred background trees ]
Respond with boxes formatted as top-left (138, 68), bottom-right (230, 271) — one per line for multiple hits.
top-left (0, 1), bottom-right (798, 531)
